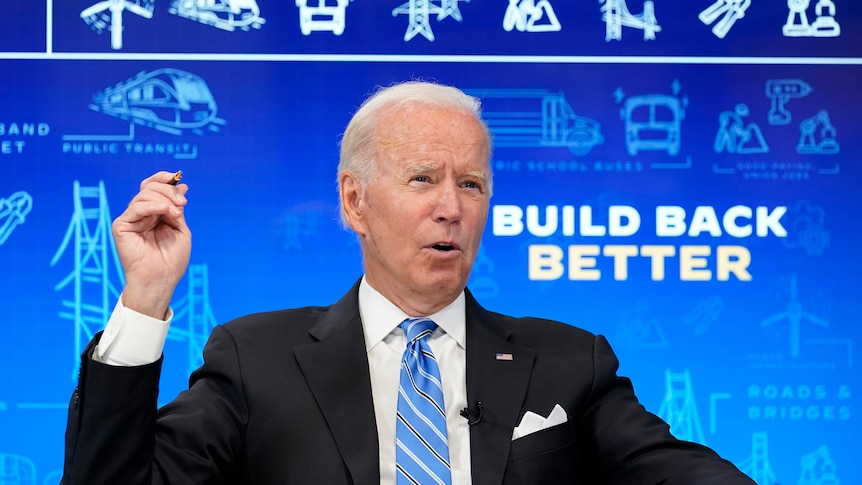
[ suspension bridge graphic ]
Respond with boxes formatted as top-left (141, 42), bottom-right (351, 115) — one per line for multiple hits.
top-left (50, 180), bottom-right (218, 379)
top-left (738, 432), bottom-right (777, 485)
top-left (658, 369), bottom-right (706, 445)
top-left (601, 0), bottom-right (660, 41)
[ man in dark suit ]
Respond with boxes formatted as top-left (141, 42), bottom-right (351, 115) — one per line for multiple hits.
top-left (62, 81), bottom-right (755, 484)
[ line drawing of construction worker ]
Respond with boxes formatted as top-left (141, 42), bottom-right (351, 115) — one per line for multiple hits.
top-left (714, 104), bottom-right (769, 154)
top-left (503, 0), bottom-right (561, 32)
top-left (698, 0), bottom-right (751, 39)
top-left (783, 0), bottom-right (840, 37)
top-left (0, 192), bottom-right (33, 245)
top-left (797, 110), bottom-right (839, 154)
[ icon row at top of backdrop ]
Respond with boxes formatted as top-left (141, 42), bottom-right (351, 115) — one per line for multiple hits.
top-left (5, 0), bottom-right (860, 57)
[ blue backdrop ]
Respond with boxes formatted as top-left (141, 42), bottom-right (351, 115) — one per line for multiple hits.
top-left (2, 1), bottom-right (860, 483)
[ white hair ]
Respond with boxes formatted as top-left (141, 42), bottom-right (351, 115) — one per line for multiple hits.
top-left (337, 81), bottom-right (493, 225)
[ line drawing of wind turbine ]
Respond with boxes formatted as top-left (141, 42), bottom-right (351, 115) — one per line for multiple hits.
top-left (80, 0), bottom-right (154, 50)
top-left (761, 274), bottom-right (828, 358)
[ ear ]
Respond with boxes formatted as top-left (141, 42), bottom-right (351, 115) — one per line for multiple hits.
top-left (339, 171), bottom-right (367, 236)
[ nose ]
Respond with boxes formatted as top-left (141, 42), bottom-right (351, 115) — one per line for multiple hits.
top-left (433, 182), bottom-right (463, 223)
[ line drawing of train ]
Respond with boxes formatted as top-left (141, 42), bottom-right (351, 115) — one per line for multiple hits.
top-left (89, 68), bottom-right (226, 135)
top-left (169, 0), bottom-right (266, 31)
top-left (465, 88), bottom-right (604, 156)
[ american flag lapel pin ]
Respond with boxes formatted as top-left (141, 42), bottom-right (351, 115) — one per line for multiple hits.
top-left (496, 353), bottom-right (513, 361)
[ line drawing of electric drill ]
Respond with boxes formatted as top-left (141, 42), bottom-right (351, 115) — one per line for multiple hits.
top-left (766, 78), bottom-right (812, 125)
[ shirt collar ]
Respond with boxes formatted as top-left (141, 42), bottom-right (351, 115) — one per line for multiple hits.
top-left (359, 275), bottom-right (466, 352)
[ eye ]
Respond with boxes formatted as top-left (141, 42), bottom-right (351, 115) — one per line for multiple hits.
top-left (462, 180), bottom-right (484, 192)
top-left (412, 175), bottom-right (430, 183)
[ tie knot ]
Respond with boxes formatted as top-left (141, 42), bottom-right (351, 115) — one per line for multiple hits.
top-left (400, 317), bottom-right (437, 343)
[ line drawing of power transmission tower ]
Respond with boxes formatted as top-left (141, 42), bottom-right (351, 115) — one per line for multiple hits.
top-left (738, 432), bottom-right (777, 485)
top-left (50, 181), bottom-right (125, 380)
top-left (167, 264), bottom-right (219, 375)
top-left (658, 369), bottom-right (706, 445)
top-left (392, 0), bottom-right (468, 41)
top-left (761, 274), bottom-right (828, 358)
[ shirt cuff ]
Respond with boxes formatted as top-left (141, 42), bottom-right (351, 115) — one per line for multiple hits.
top-left (93, 296), bottom-right (173, 366)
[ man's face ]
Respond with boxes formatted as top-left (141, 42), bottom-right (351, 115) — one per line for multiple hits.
top-left (342, 104), bottom-right (491, 315)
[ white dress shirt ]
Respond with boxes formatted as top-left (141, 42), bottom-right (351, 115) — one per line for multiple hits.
top-left (95, 277), bottom-right (472, 484)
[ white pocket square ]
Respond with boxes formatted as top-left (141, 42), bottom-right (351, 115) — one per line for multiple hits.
top-left (512, 404), bottom-right (567, 440)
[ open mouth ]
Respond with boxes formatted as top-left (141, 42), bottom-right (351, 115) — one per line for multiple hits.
top-left (431, 243), bottom-right (457, 252)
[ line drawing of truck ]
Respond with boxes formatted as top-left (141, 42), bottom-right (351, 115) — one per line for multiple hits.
top-left (465, 88), bottom-right (604, 155)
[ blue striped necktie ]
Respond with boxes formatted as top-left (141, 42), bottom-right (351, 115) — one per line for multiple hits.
top-left (396, 317), bottom-right (452, 485)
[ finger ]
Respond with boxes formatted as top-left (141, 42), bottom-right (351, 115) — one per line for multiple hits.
top-left (139, 171), bottom-right (183, 190)
top-left (139, 178), bottom-right (189, 208)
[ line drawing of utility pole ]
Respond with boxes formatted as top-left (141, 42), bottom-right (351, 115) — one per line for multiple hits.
top-left (600, 0), bottom-right (660, 41)
top-left (80, 0), bottom-right (155, 50)
top-left (658, 369), bottom-right (706, 445)
top-left (167, 264), bottom-right (219, 375)
top-left (50, 181), bottom-right (125, 380)
top-left (392, 0), bottom-right (469, 41)
top-left (0, 191), bottom-right (33, 245)
top-left (761, 274), bottom-right (828, 358)
top-left (738, 432), bottom-right (777, 485)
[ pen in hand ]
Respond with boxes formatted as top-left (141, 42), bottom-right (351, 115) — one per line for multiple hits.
top-left (168, 170), bottom-right (183, 185)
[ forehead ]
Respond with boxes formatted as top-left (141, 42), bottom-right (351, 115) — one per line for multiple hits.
top-left (375, 104), bottom-right (489, 168)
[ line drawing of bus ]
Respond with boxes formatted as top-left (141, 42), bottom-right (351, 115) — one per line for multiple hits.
top-left (466, 88), bottom-right (604, 155)
top-left (620, 94), bottom-right (685, 156)
top-left (296, 0), bottom-right (352, 35)
top-left (89, 68), bottom-right (226, 135)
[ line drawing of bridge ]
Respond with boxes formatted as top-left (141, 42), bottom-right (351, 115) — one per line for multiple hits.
top-left (738, 432), bottom-right (778, 485)
top-left (658, 369), bottom-right (706, 445)
top-left (50, 181), bottom-right (217, 379)
top-left (50, 181), bottom-right (125, 380)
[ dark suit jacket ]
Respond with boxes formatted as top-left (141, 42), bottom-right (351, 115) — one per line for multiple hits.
top-left (62, 280), bottom-right (754, 484)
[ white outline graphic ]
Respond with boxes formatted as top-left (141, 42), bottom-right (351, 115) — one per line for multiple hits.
top-left (80, 0), bottom-right (154, 50)
top-left (392, 0), bottom-right (470, 42)
top-left (503, 0), bottom-right (561, 33)
top-left (783, 0), bottom-right (840, 38)
top-left (699, 0), bottom-right (751, 39)
top-left (0, 191), bottom-right (33, 245)
top-left (296, 0), bottom-right (351, 35)
top-left (601, 0), bottom-right (661, 42)
top-left (169, 0), bottom-right (266, 32)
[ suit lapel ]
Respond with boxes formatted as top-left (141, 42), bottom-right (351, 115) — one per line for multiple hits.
top-left (465, 291), bottom-right (535, 485)
top-left (293, 282), bottom-right (380, 485)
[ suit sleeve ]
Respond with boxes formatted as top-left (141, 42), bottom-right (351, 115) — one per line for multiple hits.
top-left (582, 335), bottom-right (755, 485)
top-left (61, 326), bottom-right (249, 485)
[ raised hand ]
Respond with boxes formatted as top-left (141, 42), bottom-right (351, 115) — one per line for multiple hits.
top-left (112, 171), bottom-right (192, 319)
